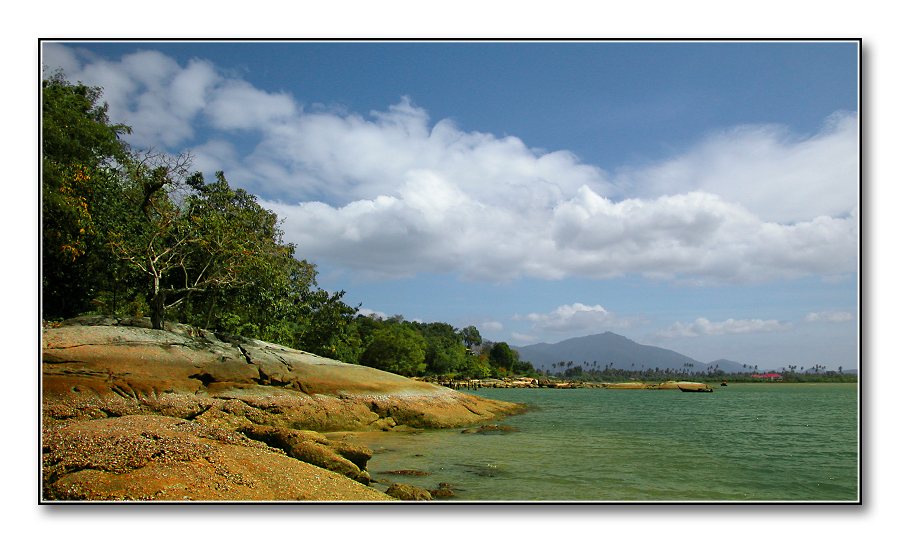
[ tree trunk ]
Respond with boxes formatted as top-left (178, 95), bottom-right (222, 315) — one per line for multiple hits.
top-left (150, 278), bottom-right (166, 330)
top-left (204, 294), bottom-right (216, 330)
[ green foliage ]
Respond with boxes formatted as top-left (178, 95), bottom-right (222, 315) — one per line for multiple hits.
top-left (488, 342), bottom-right (519, 372)
top-left (360, 324), bottom-right (427, 376)
top-left (344, 316), bottom-right (534, 379)
top-left (414, 322), bottom-right (467, 374)
top-left (109, 161), bottom-right (288, 329)
top-left (41, 75), bottom-right (538, 380)
top-left (290, 288), bottom-right (360, 359)
top-left (42, 74), bottom-right (134, 318)
top-left (41, 74), bottom-right (358, 359)
top-left (41, 72), bottom-right (131, 168)
top-left (460, 325), bottom-right (482, 349)
top-left (460, 354), bottom-right (493, 379)
top-left (538, 362), bottom-right (857, 384)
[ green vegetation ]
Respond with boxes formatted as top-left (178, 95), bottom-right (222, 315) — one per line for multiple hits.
top-left (42, 73), bottom-right (356, 360)
top-left (42, 73), bottom-right (536, 381)
top-left (541, 363), bottom-right (857, 383)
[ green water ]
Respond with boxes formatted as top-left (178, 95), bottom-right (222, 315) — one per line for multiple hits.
top-left (354, 383), bottom-right (858, 502)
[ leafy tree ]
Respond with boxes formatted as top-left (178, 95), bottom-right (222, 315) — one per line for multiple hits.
top-left (290, 287), bottom-right (360, 359)
top-left (359, 324), bottom-right (427, 376)
top-left (414, 322), bottom-right (467, 374)
top-left (488, 342), bottom-right (520, 373)
top-left (461, 325), bottom-right (482, 350)
top-left (110, 165), bottom-right (299, 330)
top-left (461, 354), bottom-right (493, 379)
top-left (42, 73), bottom-right (133, 318)
top-left (516, 359), bottom-right (537, 376)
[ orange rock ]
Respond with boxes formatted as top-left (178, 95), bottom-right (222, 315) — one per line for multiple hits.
top-left (41, 320), bottom-right (525, 501)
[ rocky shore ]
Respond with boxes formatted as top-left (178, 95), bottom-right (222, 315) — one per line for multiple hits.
top-left (41, 317), bottom-right (525, 502)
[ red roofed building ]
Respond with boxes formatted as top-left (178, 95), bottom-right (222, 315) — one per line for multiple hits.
top-left (751, 372), bottom-right (784, 381)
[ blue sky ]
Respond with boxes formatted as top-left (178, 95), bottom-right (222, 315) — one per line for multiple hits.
top-left (41, 40), bottom-right (859, 369)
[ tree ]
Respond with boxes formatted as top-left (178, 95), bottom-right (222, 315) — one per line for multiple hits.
top-left (460, 325), bottom-right (482, 350)
top-left (413, 322), bottom-right (467, 374)
top-left (461, 354), bottom-right (492, 379)
top-left (359, 324), bottom-right (427, 376)
top-left (488, 342), bottom-right (520, 374)
top-left (42, 73), bottom-right (134, 318)
top-left (289, 287), bottom-right (360, 359)
top-left (42, 74), bottom-right (365, 361)
top-left (110, 165), bottom-right (296, 330)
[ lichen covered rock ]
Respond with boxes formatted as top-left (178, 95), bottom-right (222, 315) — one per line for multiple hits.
top-left (41, 319), bottom-right (525, 501)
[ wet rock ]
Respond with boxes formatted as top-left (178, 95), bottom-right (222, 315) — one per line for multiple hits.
top-left (379, 469), bottom-right (430, 477)
top-left (239, 425), bottom-right (372, 484)
top-left (430, 482), bottom-right (455, 499)
top-left (461, 424), bottom-right (518, 434)
top-left (386, 483), bottom-right (432, 501)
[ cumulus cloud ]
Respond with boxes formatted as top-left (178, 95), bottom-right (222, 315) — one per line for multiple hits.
top-left (357, 307), bottom-right (388, 320)
top-left (206, 79), bottom-right (296, 131)
top-left (515, 303), bottom-right (633, 334)
top-left (805, 311), bottom-right (855, 323)
top-left (43, 47), bottom-right (222, 148)
top-left (480, 321), bottom-right (504, 332)
top-left (616, 113), bottom-right (859, 223)
top-left (658, 317), bottom-right (791, 338)
top-left (42, 45), bottom-right (859, 285)
top-left (267, 183), bottom-right (857, 282)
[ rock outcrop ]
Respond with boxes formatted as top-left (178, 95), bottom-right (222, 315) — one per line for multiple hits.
top-left (385, 483), bottom-right (433, 501)
top-left (41, 317), bottom-right (525, 501)
top-left (42, 415), bottom-right (391, 501)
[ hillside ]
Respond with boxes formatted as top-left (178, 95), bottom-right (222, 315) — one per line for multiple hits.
top-left (514, 332), bottom-right (743, 373)
top-left (706, 358), bottom-right (754, 374)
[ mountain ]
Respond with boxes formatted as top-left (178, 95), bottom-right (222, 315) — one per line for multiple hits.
top-left (706, 358), bottom-right (752, 373)
top-left (513, 332), bottom-right (737, 373)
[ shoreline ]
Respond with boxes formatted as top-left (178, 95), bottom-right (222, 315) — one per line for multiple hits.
top-left (421, 376), bottom-right (856, 390)
top-left (41, 320), bottom-right (525, 502)
top-left (41, 319), bottom-right (851, 501)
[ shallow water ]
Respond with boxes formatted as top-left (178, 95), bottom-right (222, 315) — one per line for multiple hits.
top-left (352, 383), bottom-right (858, 502)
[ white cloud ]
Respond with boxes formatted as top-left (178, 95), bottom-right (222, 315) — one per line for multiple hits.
top-left (41, 43), bottom-right (80, 75)
top-left (43, 45), bottom-right (859, 285)
top-left (805, 311), bottom-right (855, 323)
top-left (617, 112), bottom-right (859, 223)
top-left (169, 59), bottom-right (220, 119)
top-left (206, 79), bottom-right (296, 131)
top-left (510, 332), bottom-right (537, 344)
top-left (516, 303), bottom-right (632, 334)
top-left (43, 48), bottom-right (198, 148)
top-left (357, 307), bottom-right (388, 320)
top-left (267, 183), bottom-right (856, 283)
top-left (658, 317), bottom-right (791, 338)
top-left (480, 321), bottom-right (504, 332)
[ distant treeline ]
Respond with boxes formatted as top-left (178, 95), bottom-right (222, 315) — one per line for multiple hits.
top-left (547, 365), bottom-right (857, 383)
top-left (42, 73), bottom-right (540, 380)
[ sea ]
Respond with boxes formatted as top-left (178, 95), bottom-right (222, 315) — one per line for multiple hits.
top-left (351, 383), bottom-right (859, 502)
